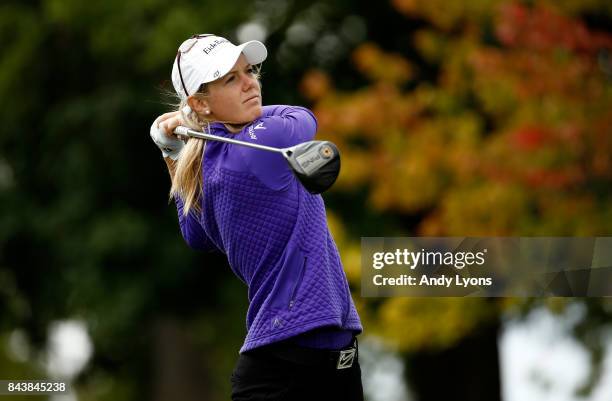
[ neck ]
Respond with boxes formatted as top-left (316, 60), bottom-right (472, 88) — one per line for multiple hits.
top-left (223, 122), bottom-right (247, 133)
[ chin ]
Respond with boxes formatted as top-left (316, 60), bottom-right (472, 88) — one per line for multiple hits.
top-left (247, 105), bottom-right (263, 120)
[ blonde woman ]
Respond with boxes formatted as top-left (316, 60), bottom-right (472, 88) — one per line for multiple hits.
top-left (150, 34), bottom-right (363, 401)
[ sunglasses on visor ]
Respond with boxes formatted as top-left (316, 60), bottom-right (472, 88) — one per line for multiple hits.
top-left (176, 34), bottom-right (215, 97)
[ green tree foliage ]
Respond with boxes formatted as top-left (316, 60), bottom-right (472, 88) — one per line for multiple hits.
top-left (0, 1), bottom-right (257, 399)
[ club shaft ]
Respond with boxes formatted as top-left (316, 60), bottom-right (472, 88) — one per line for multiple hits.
top-left (174, 126), bottom-right (284, 154)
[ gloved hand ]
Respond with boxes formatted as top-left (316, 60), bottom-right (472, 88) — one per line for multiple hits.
top-left (150, 111), bottom-right (185, 160)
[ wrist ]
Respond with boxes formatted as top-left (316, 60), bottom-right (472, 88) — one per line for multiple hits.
top-left (150, 119), bottom-right (185, 159)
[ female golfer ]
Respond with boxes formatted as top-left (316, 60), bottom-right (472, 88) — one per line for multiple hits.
top-left (150, 34), bottom-right (363, 400)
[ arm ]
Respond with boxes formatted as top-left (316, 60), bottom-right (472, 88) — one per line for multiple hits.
top-left (256, 105), bottom-right (318, 148)
top-left (240, 105), bottom-right (319, 191)
top-left (153, 113), bottom-right (218, 252)
top-left (165, 158), bottom-right (219, 253)
top-left (261, 105), bottom-right (287, 118)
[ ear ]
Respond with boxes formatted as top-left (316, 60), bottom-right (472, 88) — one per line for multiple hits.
top-left (187, 96), bottom-right (210, 115)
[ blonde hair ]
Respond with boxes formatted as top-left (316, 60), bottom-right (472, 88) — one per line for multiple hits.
top-left (168, 65), bottom-right (262, 217)
top-left (167, 84), bottom-right (209, 216)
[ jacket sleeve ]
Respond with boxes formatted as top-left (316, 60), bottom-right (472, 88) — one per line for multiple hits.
top-left (174, 196), bottom-right (219, 252)
top-left (256, 105), bottom-right (318, 148)
top-left (260, 105), bottom-right (291, 118)
top-left (239, 105), bottom-right (319, 192)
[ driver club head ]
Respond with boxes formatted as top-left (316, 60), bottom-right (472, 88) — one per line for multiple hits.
top-left (282, 141), bottom-right (341, 194)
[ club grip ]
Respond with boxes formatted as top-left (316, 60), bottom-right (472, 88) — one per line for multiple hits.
top-left (174, 126), bottom-right (190, 137)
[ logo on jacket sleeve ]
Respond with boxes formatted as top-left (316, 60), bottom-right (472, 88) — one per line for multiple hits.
top-left (248, 122), bottom-right (265, 140)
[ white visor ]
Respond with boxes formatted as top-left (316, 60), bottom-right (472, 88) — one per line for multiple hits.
top-left (171, 34), bottom-right (267, 99)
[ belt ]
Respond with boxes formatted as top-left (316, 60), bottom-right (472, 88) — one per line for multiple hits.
top-left (248, 337), bottom-right (359, 370)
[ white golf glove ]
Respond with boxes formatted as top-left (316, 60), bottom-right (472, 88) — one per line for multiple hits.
top-left (150, 117), bottom-right (184, 160)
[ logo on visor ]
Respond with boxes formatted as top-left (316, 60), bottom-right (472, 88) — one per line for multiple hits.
top-left (202, 39), bottom-right (229, 55)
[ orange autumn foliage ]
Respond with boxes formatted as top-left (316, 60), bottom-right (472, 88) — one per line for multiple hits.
top-left (301, 1), bottom-right (612, 353)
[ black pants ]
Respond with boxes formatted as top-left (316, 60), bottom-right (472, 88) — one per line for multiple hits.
top-left (231, 338), bottom-right (364, 401)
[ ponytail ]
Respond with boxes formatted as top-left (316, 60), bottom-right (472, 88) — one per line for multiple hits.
top-left (168, 87), bottom-right (210, 216)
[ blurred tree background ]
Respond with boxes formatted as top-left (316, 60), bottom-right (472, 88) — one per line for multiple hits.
top-left (0, 0), bottom-right (611, 400)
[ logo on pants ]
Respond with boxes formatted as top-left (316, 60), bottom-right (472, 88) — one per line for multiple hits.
top-left (337, 348), bottom-right (356, 369)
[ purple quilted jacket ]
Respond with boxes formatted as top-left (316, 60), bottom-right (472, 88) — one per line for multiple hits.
top-left (174, 105), bottom-right (362, 353)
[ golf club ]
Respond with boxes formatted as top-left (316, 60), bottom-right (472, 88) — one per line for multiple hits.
top-left (174, 126), bottom-right (341, 194)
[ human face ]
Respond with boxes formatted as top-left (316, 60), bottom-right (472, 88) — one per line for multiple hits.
top-left (206, 54), bottom-right (262, 124)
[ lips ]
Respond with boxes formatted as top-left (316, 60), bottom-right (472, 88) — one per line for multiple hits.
top-left (243, 94), bottom-right (260, 103)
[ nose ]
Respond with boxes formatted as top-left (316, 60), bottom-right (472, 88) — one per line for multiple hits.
top-left (240, 72), bottom-right (257, 91)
